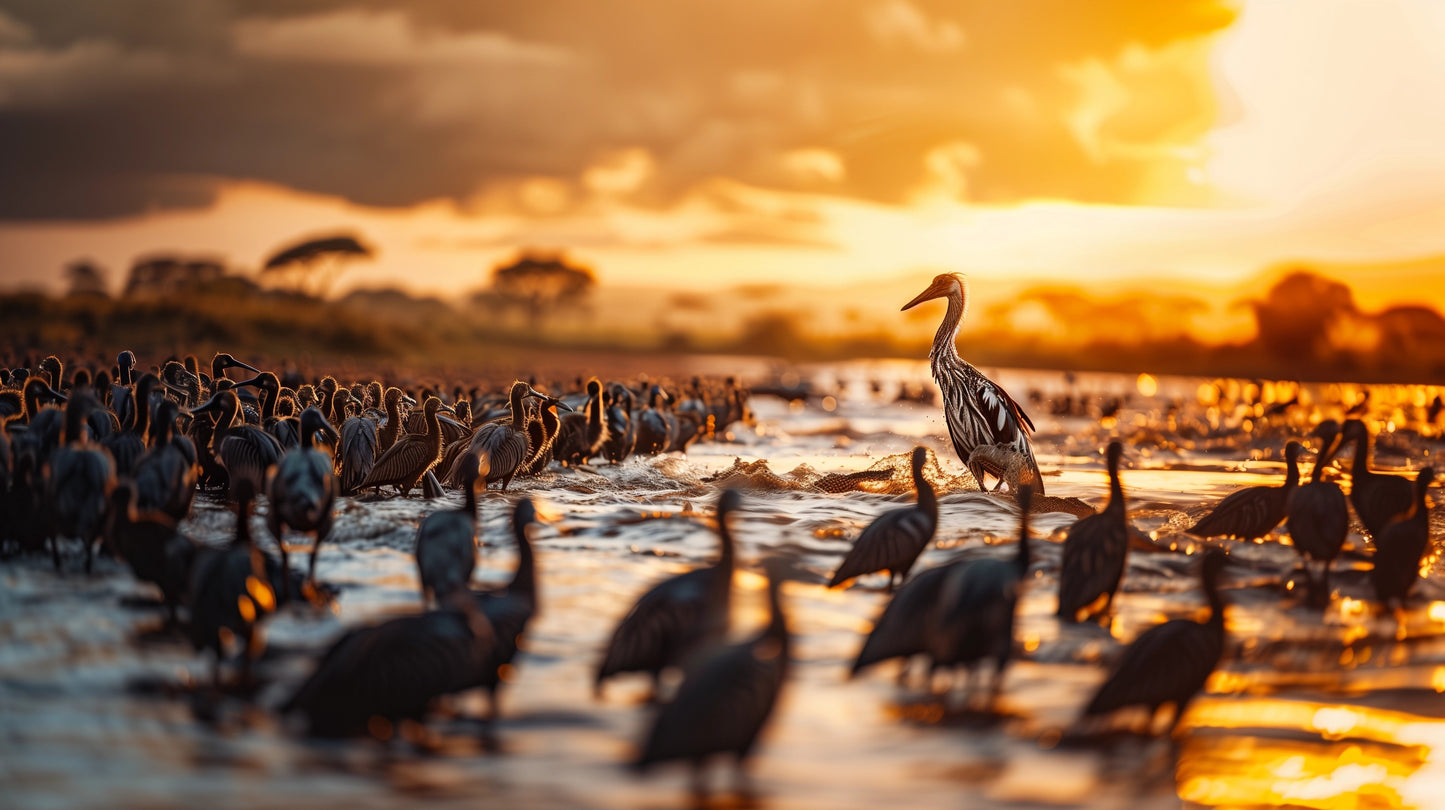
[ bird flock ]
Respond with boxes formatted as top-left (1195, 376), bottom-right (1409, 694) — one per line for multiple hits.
top-left (0, 335), bottom-right (1439, 802)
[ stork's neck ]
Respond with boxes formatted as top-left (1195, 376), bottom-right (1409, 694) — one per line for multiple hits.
top-left (930, 289), bottom-right (966, 365)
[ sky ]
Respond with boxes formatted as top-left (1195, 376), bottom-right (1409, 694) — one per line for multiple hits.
top-left (2, 0), bottom-right (1444, 321)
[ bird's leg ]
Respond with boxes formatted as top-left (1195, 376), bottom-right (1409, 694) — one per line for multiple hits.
top-left (49, 533), bottom-right (62, 572)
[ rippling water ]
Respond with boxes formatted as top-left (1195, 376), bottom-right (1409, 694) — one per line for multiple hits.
top-left (4, 363), bottom-right (1445, 809)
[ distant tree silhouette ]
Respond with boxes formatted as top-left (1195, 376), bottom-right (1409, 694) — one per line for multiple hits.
top-left (124, 255), bottom-right (227, 298)
top-left (262, 232), bottom-right (373, 298)
top-left (64, 259), bottom-right (108, 298)
top-left (483, 250), bottom-right (596, 328)
top-left (1249, 270), bottom-right (1357, 363)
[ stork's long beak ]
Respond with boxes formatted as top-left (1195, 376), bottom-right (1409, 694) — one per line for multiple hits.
top-left (231, 374), bottom-right (263, 388)
top-left (226, 358), bottom-right (261, 375)
top-left (188, 393), bottom-right (224, 416)
top-left (438, 403), bottom-right (456, 415)
top-left (901, 281), bottom-right (947, 311)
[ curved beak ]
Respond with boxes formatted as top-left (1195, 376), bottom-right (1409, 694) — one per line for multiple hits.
top-left (438, 403), bottom-right (456, 415)
top-left (401, 395), bottom-right (418, 407)
top-left (44, 385), bottom-right (68, 403)
top-left (318, 422), bottom-right (340, 445)
top-left (901, 280), bottom-right (948, 311)
top-left (188, 393), bottom-right (224, 416)
top-left (225, 357), bottom-right (261, 375)
top-left (231, 374), bottom-right (263, 389)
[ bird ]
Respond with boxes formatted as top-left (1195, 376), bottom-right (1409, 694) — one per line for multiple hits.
top-left (267, 406), bottom-right (339, 595)
top-left (356, 395), bottom-right (451, 496)
top-left (849, 561), bottom-right (958, 686)
top-left (554, 377), bottom-right (609, 466)
top-left (189, 388), bottom-right (283, 500)
top-left (1080, 550), bottom-right (1228, 736)
top-left (281, 591), bottom-right (495, 738)
top-left (444, 382), bottom-right (561, 490)
top-left (44, 391), bottom-right (115, 572)
top-left (103, 482), bottom-right (196, 623)
top-left (1370, 467), bottom-right (1436, 610)
top-left (601, 384), bottom-right (636, 464)
top-left (467, 497), bottom-right (542, 725)
top-left (1341, 419), bottom-right (1415, 539)
top-left (596, 488), bottom-right (740, 699)
top-left (133, 399), bottom-right (197, 522)
top-left (515, 396), bottom-right (565, 477)
top-left (1057, 441), bottom-right (1129, 622)
top-left (337, 398), bottom-right (379, 495)
top-left (901, 273), bottom-right (1043, 494)
top-left (925, 484), bottom-right (1034, 704)
top-left (377, 387), bottom-right (413, 454)
top-left (1187, 441), bottom-right (1302, 541)
top-left (633, 558), bottom-right (790, 799)
top-left (1286, 421), bottom-right (1350, 605)
top-left (415, 451), bottom-right (482, 606)
top-left (634, 385), bottom-right (677, 455)
top-left (185, 479), bottom-right (279, 687)
top-left (100, 372), bottom-right (159, 477)
top-left (827, 446), bottom-right (938, 593)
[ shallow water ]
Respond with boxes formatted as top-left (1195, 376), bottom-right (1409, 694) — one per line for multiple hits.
top-left (4, 364), bottom-right (1445, 809)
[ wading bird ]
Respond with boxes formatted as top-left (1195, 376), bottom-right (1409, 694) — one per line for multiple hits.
top-left (1187, 441), bottom-right (1301, 541)
top-left (190, 389), bottom-right (283, 500)
top-left (1286, 421), bottom-right (1349, 605)
top-left (45, 392), bottom-right (115, 572)
top-left (415, 451), bottom-right (482, 606)
top-left (468, 498), bottom-right (542, 726)
top-left (828, 447), bottom-right (938, 593)
top-left (1079, 550), bottom-right (1228, 736)
top-left (596, 489), bottom-right (740, 699)
top-left (356, 396), bottom-right (450, 496)
top-left (926, 484), bottom-right (1033, 705)
top-left (1341, 419), bottom-right (1415, 539)
top-left (1370, 467), bottom-right (1436, 610)
top-left (186, 479), bottom-right (278, 687)
top-left (267, 407), bottom-right (338, 593)
top-left (902, 273), bottom-right (1043, 493)
top-left (555, 377), bottom-right (609, 466)
top-left (1057, 441), bottom-right (1129, 622)
top-left (633, 560), bottom-right (790, 799)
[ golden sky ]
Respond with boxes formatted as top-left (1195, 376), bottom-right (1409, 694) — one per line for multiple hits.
top-left (1, 0), bottom-right (1444, 319)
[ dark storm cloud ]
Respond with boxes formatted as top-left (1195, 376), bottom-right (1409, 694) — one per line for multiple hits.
top-left (0, 0), bottom-right (1234, 220)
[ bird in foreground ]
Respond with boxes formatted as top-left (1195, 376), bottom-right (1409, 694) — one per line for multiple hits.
top-left (902, 273), bottom-right (1043, 494)
top-left (1057, 441), bottom-right (1129, 622)
top-left (282, 587), bottom-right (495, 738)
top-left (1370, 467), bottom-right (1436, 611)
top-left (828, 446), bottom-right (938, 593)
top-left (633, 559), bottom-right (790, 799)
top-left (1080, 549), bottom-right (1229, 735)
top-left (267, 406), bottom-right (339, 596)
top-left (926, 484), bottom-right (1034, 705)
top-left (850, 561), bottom-right (959, 686)
top-left (104, 482), bottom-right (196, 623)
top-left (44, 391), bottom-right (115, 572)
top-left (596, 488), bottom-right (740, 699)
top-left (1187, 441), bottom-right (1301, 541)
top-left (467, 498), bottom-right (542, 725)
top-left (1286, 421), bottom-right (1349, 606)
top-left (416, 451), bottom-right (482, 606)
top-left (1341, 419), bottom-right (1415, 539)
top-left (186, 479), bottom-right (279, 687)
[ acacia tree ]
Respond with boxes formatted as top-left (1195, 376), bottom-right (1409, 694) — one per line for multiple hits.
top-left (261, 233), bottom-right (373, 298)
top-left (484, 251), bottom-right (596, 328)
top-left (64, 259), bottom-right (109, 298)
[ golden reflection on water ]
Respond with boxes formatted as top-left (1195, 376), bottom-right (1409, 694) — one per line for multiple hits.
top-left (1178, 697), bottom-right (1445, 809)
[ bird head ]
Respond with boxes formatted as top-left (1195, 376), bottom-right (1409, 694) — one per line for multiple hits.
top-left (901, 273), bottom-right (966, 311)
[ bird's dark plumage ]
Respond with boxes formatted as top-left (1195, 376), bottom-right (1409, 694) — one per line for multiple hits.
top-left (267, 407), bottom-right (338, 590)
top-left (828, 447), bottom-right (938, 592)
top-left (1287, 421), bottom-right (1350, 604)
top-left (596, 489), bottom-right (740, 697)
top-left (1188, 441), bottom-right (1301, 541)
top-left (358, 396), bottom-right (447, 495)
top-left (1370, 467), bottom-right (1436, 609)
top-left (1343, 419), bottom-right (1415, 538)
top-left (416, 451), bottom-right (481, 605)
top-left (1057, 441), bottom-right (1129, 622)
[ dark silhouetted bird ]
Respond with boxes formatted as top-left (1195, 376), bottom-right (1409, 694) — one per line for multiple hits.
top-left (596, 489), bottom-right (740, 699)
top-left (1080, 549), bottom-right (1228, 735)
top-left (1370, 467), bottom-right (1436, 610)
top-left (1057, 441), bottom-right (1129, 622)
top-left (45, 391), bottom-right (115, 572)
top-left (1187, 441), bottom-right (1301, 541)
top-left (416, 451), bottom-right (482, 606)
top-left (267, 407), bottom-right (338, 594)
top-left (1286, 421), bottom-right (1349, 605)
top-left (828, 447), bottom-right (938, 593)
top-left (1342, 419), bottom-right (1415, 538)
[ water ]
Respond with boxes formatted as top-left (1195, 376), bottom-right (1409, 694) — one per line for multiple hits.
top-left (4, 363), bottom-right (1445, 809)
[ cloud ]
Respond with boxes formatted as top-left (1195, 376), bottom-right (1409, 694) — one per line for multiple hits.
top-left (0, 0), bottom-right (1236, 221)
top-left (233, 9), bottom-right (575, 68)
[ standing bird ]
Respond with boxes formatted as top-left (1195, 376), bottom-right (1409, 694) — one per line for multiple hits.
top-left (190, 389), bottom-right (283, 500)
top-left (1187, 441), bottom-right (1302, 541)
top-left (902, 273), bottom-right (1043, 493)
top-left (1286, 421), bottom-right (1350, 605)
top-left (416, 451), bottom-right (482, 606)
top-left (338, 399), bottom-right (379, 495)
top-left (516, 396), bottom-right (565, 477)
top-left (1080, 550), bottom-right (1228, 735)
top-left (634, 385), bottom-right (677, 456)
top-left (133, 399), bottom-right (197, 522)
top-left (445, 382), bottom-right (559, 490)
top-left (44, 392), bottom-right (115, 572)
top-left (554, 377), bottom-right (609, 466)
top-left (828, 446), bottom-right (938, 593)
top-left (633, 560), bottom-right (790, 798)
top-left (267, 407), bottom-right (339, 593)
top-left (357, 396), bottom-right (451, 496)
top-left (926, 484), bottom-right (1034, 704)
top-left (101, 372), bottom-right (158, 477)
top-left (186, 479), bottom-right (279, 687)
top-left (1341, 419), bottom-right (1415, 539)
top-left (850, 562), bottom-right (959, 684)
top-left (596, 489), bottom-right (740, 699)
top-left (1057, 441), bottom-right (1129, 622)
top-left (377, 387), bottom-right (411, 454)
top-left (104, 483), bottom-right (196, 622)
top-left (601, 384), bottom-right (636, 464)
top-left (1370, 467), bottom-right (1436, 610)
top-left (468, 498), bottom-right (543, 725)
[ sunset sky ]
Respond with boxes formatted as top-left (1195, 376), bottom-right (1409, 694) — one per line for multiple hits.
top-left (2, 0), bottom-right (1444, 321)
